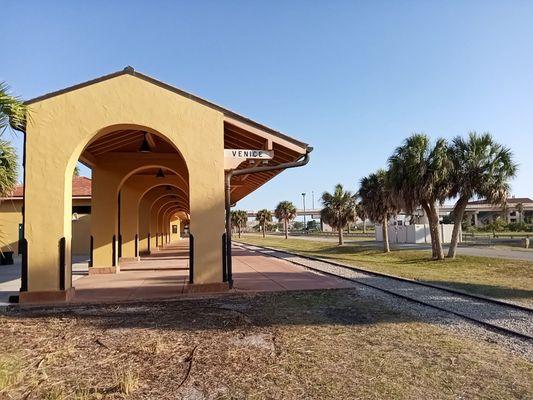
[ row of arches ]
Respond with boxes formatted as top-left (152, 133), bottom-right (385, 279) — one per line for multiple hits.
top-left (19, 69), bottom-right (309, 303)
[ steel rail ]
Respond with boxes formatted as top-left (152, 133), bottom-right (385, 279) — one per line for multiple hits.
top-left (237, 242), bottom-right (533, 342)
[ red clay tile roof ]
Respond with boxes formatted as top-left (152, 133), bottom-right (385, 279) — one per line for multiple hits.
top-left (7, 176), bottom-right (91, 198)
top-left (468, 197), bottom-right (533, 205)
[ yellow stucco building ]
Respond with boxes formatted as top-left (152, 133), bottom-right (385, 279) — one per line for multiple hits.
top-left (15, 67), bottom-right (310, 303)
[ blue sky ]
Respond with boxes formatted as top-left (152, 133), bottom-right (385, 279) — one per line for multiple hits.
top-left (2, 1), bottom-right (532, 211)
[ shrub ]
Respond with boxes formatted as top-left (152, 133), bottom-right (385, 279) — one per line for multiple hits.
top-left (507, 222), bottom-right (529, 232)
top-left (479, 218), bottom-right (508, 233)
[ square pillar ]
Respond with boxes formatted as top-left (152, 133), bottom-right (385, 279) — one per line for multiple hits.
top-left (120, 184), bottom-right (142, 260)
top-left (90, 167), bottom-right (120, 273)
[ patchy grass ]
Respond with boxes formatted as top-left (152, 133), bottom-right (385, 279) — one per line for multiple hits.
top-left (0, 355), bottom-right (23, 390)
top-left (238, 235), bottom-right (533, 307)
top-left (112, 365), bottom-right (139, 395)
top-left (0, 291), bottom-right (531, 399)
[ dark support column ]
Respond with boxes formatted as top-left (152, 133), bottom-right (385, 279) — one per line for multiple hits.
top-left (147, 233), bottom-right (151, 252)
top-left (19, 239), bottom-right (28, 292)
top-left (189, 234), bottom-right (194, 284)
top-left (59, 237), bottom-right (66, 291)
top-left (89, 235), bottom-right (94, 268)
top-left (117, 191), bottom-right (121, 258)
top-left (226, 230), bottom-right (232, 286)
top-left (134, 234), bottom-right (138, 257)
top-left (222, 233), bottom-right (227, 282)
top-left (112, 235), bottom-right (116, 266)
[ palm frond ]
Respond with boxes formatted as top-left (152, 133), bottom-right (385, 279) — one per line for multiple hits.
top-left (0, 82), bottom-right (27, 133)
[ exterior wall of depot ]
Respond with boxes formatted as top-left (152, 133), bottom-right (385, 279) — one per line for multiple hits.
top-left (24, 74), bottom-right (226, 294)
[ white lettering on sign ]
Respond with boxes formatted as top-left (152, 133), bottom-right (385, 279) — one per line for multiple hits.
top-left (224, 149), bottom-right (274, 160)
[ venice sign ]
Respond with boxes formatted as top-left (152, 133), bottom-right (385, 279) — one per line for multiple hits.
top-left (224, 149), bottom-right (274, 169)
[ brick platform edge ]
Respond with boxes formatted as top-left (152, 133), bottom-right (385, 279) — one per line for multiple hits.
top-left (19, 287), bottom-right (75, 303)
top-left (88, 266), bottom-right (120, 275)
top-left (182, 282), bottom-right (230, 293)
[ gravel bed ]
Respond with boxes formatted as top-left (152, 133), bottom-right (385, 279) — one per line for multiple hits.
top-left (240, 243), bottom-right (533, 360)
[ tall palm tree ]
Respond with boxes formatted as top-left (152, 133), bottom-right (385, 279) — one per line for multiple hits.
top-left (388, 134), bottom-right (452, 260)
top-left (355, 201), bottom-right (368, 234)
top-left (359, 170), bottom-right (397, 252)
top-left (275, 201), bottom-right (297, 239)
top-left (231, 209), bottom-right (248, 238)
top-left (320, 184), bottom-right (356, 245)
top-left (447, 133), bottom-right (517, 258)
top-left (255, 209), bottom-right (272, 238)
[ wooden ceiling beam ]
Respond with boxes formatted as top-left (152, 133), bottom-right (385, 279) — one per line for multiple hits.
top-left (86, 131), bottom-right (141, 152)
top-left (79, 150), bottom-right (98, 168)
top-left (145, 132), bottom-right (157, 148)
top-left (91, 135), bottom-right (143, 155)
top-left (86, 130), bottom-right (135, 149)
top-left (224, 117), bottom-right (307, 154)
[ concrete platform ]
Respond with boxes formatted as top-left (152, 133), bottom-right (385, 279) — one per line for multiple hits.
top-left (0, 239), bottom-right (352, 306)
top-left (71, 239), bottom-right (352, 304)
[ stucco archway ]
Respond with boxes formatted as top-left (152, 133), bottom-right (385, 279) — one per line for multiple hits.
top-left (19, 67), bottom-right (309, 304)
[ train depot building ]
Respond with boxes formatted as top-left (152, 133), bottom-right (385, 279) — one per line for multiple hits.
top-left (9, 67), bottom-right (312, 304)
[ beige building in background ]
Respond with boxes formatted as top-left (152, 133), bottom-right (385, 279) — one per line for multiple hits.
top-left (1, 177), bottom-right (92, 256)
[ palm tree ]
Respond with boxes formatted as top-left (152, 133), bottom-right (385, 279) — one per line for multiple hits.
top-left (320, 184), bottom-right (356, 245)
top-left (516, 203), bottom-right (524, 224)
top-left (359, 170), bottom-right (397, 252)
top-left (0, 83), bottom-right (24, 197)
top-left (388, 134), bottom-right (452, 260)
top-left (231, 210), bottom-right (248, 238)
top-left (255, 209), bottom-right (272, 238)
top-left (0, 141), bottom-right (18, 197)
top-left (355, 202), bottom-right (368, 234)
top-left (446, 133), bottom-right (517, 258)
top-left (275, 201), bottom-right (297, 239)
top-left (0, 82), bottom-right (27, 134)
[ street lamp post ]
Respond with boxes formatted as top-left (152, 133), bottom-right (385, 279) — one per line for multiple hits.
top-left (301, 192), bottom-right (306, 231)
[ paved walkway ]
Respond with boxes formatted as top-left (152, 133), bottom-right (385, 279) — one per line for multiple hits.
top-left (0, 239), bottom-right (352, 305)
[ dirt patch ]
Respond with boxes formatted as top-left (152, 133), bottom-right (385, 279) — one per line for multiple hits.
top-left (0, 289), bottom-right (531, 399)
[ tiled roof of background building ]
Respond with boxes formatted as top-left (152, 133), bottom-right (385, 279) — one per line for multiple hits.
top-left (7, 176), bottom-right (91, 198)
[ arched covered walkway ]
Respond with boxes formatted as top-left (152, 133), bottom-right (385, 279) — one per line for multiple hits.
top-left (19, 67), bottom-right (311, 303)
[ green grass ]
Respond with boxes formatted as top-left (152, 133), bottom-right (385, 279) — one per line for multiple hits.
top-left (238, 234), bottom-right (533, 307)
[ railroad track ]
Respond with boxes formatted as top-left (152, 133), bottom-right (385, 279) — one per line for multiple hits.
top-left (236, 242), bottom-right (533, 342)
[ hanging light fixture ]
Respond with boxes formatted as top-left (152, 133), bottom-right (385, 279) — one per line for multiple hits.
top-left (156, 168), bottom-right (165, 178)
top-left (139, 132), bottom-right (151, 153)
